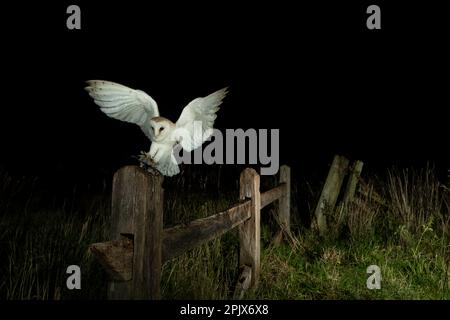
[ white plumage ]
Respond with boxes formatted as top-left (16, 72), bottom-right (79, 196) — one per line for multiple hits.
top-left (85, 80), bottom-right (228, 176)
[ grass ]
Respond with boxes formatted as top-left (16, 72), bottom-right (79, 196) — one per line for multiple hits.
top-left (0, 166), bottom-right (449, 299)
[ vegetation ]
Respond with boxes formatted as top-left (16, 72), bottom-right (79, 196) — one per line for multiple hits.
top-left (0, 165), bottom-right (449, 299)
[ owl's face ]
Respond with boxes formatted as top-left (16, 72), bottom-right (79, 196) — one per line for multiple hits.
top-left (149, 117), bottom-right (174, 142)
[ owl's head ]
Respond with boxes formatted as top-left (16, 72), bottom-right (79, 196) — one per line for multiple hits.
top-left (149, 117), bottom-right (174, 142)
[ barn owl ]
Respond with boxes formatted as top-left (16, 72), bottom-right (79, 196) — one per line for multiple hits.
top-left (85, 80), bottom-right (228, 176)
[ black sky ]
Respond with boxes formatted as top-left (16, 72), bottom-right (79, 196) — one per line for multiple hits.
top-left (1, 1), bottom-right (449, 184)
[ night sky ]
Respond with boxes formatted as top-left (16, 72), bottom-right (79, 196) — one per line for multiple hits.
top-left (1, 1), bottom-right (449, 187)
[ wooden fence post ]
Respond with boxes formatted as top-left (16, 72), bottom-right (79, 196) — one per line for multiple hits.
top-left (273, 165), bottom-right (291, 244)
top-left (343, 160), bottom-right (364, 204)
top-left (238, 168), bottom-right (261, 289)
top-left (314, 155), bottom-right (349, 234)
top-left (279, 165), bottom-right (291, 233)
top-left (107, 166), bottom-right (164, 299)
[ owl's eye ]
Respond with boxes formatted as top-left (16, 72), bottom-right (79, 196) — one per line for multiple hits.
top-left (160, 127), bottom-right (165, 132)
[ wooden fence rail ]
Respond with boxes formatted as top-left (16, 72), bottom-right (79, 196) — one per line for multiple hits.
top-left (90, 165), bottom-right (291, 300)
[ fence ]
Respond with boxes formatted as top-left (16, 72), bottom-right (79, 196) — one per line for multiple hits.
top-left (89, 165), bottom-right (291, 299)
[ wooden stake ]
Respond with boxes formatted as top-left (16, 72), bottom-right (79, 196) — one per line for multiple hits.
top-left (107, 166), bottom-right (164, 300)
top-left (343, 160), bottom-right (364, 204)
top-left (238, 168), bottom-right (261, 288)
top-left (314, 155), bottom-right (349, 234)
top-left (277, 165), bottom-right (291, 242)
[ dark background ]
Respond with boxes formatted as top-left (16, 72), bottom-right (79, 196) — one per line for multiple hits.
top-left (0, 1), bottom-right (449, 189)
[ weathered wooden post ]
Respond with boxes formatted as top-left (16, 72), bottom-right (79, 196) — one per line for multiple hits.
top-left (279, 165), bottom-right (291, 231)
top-left (314, 155), bottom-right (349, 234)
top-left (273, 165), bottom-right (291, 244)
top-left (238, 168), bottom-right (261, 289)
top-left (90, 166), bottom-right (164, 299)
top-left (343, 160), bottom-right (364, 204)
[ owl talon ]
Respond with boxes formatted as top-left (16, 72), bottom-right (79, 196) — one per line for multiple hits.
top-left (136, 152), bottom-right (161, 176)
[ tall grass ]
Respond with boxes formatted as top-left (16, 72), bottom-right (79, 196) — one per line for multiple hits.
top-left (0, 170), bottom-right (110, 299)
top-left (387, 166), bottom-right (447, 235)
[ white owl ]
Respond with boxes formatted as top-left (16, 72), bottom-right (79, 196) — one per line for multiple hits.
top-left (85, 80), bottom-right (228, 176)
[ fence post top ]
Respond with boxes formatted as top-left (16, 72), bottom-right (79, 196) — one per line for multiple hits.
top-left (280, 165), bottom-right (290, 173)
top-left (114, 165), bottom-right (164, 183)
top-left (115, 165), bottom-right (146, 174)
top-left (240, 168), bottom-right (259, 178)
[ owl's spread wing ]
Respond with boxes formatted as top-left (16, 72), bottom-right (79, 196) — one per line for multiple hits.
top-left (174, 87), bottom-right (228, 151)
top-left (85, 80), bottom-right (159, 139)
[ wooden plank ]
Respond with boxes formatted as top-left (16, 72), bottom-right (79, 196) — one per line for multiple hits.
top-left (238, 168), bottom-right (261, 288)
top-left (93, 200), bottom-right (252, 274)
top-left (107, 166), bottom-right (164, 300)
top-left (314, 155), bottom-right (349, 234)
top-left (89, 238), bottom-right (133, 281)
top-left (233, 265), bottom-right (252, 299)
top-left (260, 183), bottom-right (287, 209)
top-left (343, 160), bottom-right (364, 204)
top-left (162, 200), bottom-right (252, 262)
